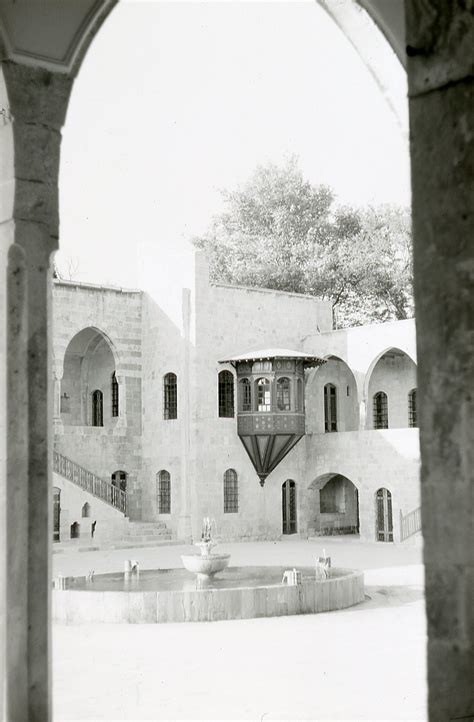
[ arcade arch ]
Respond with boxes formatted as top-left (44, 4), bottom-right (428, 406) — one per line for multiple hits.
top-left (307, 473), bottom-right (359, 536)
top-left (307, 355), bottom-right (359, 433)
top-left (366, 348), bottom-right (417, 430)
top-left (61, 327), bottom-right (118, 426)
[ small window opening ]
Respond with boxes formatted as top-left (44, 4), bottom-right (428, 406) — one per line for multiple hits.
top-left (224, 469), bottom-right (239, 513)
top-left (111, 372), bottom-right (119, 417)
top-left (239, 378), bottom-right (252, 411)
top-left (218, 370), bottom-right (234, 417)
top-left (256, 378), bottom-right (271, 412)
top-left (92, 389), bottom-right (103, 427)
top-left (324, 384), bottom-right (337, 432)
top-left (276, 377), bottom-right (291, 411)
top-left (373, 391), bottom-right (388, 429)
top-left (157, 470), bottom-right (171, 514)
top-left (163, 373), bottom-right (177, 420)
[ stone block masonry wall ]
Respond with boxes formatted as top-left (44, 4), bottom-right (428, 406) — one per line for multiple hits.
top-left (140, 293), bottom-right (184, 534)
top-left (191, 252), bottom-right (333, 540)
top-left (53, 472), bottom-right (129, 543)
top-left (303, 429), bottom-right (420, 542)
top-left (52, 281), bottom-right (144, 519)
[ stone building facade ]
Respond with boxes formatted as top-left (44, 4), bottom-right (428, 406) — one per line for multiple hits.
top-left (52, 253), bottom-right (420, 545)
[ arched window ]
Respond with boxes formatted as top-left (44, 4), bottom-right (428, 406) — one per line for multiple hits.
top-left (239, 378), bottom-right (252, 412)
top-left (223, 469), bottom-right (238, 513)
top-left (163, 373), bottom-right (177, 420)
top-left (256, 377), bottom-right (271, 412)
top-left (92, 389), bottom-right (103, 427)
top-left (218, 370), bottom-right (234, 418)
top-left (408, 388), bottom-right (417, 427)
top-left (324, 383), bottom-right (337, 432)
top-left (157, 470), bottom-right (171, 514)
top-left (81, 502), bottom-right (91, 518)
top-left (373, 391), bottom-right (388, 429)
top-left (70, 522), bottom-right (80, 539)
top-left (276, 377), bottom-right (291, 411)
top-left (111, 470), bottom-right (127, 492)
top-left (111, 372), bottom-right (119, 417)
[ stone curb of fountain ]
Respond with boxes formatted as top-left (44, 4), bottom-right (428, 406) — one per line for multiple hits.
top-left (53, 539), bottom-right (185, 554)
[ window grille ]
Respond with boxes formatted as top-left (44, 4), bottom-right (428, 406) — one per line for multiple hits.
top-left (111, 372), bottom-right (119, 417)
top-left (324, 384), bottom-right (337, 431)
top-left (163, 373), bottom-right (177, 420)
top-left (408, 388), bottom-right (417, 427)
top-left (218, 370), bottom-right (234, 417)
top-left (373, 391), bottom-right (388, 429)
top-left (239, 378), bottom-right (252, 411)
top-left (224, 468), bottom-right (238, 513)
top-left (92, 389), bottom-right (103, 427)
top-left (157, 470), bottom-right (171, 514)
top-left (256, 378), bottom-right (271, 412)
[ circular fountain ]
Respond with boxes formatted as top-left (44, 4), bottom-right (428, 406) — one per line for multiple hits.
top-left (53, 519), bottom-right (364, 624)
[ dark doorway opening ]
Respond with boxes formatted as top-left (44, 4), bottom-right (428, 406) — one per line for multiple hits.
top-left (282, 479), bottom-right (297, 534)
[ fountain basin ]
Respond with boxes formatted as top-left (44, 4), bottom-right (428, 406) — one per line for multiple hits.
top-left (181, 553), bottom-right (231, 579)
top-left (53, 566), bottom-right (364, 624)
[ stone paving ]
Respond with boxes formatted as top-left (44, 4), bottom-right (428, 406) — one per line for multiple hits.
top-left (53, 538), bottom-right (426, 721)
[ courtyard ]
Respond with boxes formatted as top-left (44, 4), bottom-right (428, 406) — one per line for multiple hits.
top-left (53, 538), bottom-right (426, 721)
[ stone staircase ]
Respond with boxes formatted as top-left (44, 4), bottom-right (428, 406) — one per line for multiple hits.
top-left (121, 520), bottom-right (173, 546)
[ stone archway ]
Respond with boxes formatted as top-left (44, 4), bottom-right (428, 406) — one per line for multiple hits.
top-left (365, 347), bottom-right (417, 430)
top-left (0, 3), bottom-right (472, 720)
top-left (307, 473), bottom-right (359, 537)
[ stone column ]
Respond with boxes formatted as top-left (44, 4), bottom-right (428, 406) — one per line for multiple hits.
top-left (406, 4), bottom-right (474, 720)
top-left (3, 61), bottom-right (72, 722)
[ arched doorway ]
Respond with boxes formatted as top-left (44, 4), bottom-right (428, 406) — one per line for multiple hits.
top-left (52, 487), bottom-right (61, 542)
top-left (376, 487), bottom-right (393, 542)
top-left (308, 473), bottom-right (359, 536)
top-left (282, 479), bottom-right (297, 534)
top-left (111, 470), bottom-right (127, 491)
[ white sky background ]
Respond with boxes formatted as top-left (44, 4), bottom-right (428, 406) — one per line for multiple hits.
top-left (58, 0), bottom-right (410, 325)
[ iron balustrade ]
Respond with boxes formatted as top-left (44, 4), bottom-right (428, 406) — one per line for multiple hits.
top-left (53, 450), bottom-right (127, 514)
top-left (400, 506), bottom-right (421, 541)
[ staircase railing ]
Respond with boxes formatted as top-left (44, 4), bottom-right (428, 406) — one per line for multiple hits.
top-left (400, 506), bottom-right (421, 541)
top-left (53, 450), bottom-right (127, 514)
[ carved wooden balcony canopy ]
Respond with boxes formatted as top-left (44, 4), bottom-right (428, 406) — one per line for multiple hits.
top-left (219, 349), bottom-right (326, 486)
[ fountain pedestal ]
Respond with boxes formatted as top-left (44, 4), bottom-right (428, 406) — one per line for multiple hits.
top-left (181, 539), bottom-right (230, 580)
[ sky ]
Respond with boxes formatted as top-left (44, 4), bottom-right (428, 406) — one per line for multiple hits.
top-left (58, 0), bottom-right (410, 325)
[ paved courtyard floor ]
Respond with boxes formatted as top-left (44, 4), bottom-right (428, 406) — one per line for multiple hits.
top-left (53, 538), bottom-right (426, 722)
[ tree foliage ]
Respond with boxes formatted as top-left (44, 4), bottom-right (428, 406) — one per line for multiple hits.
top-left (193, 158), bottom-right (413, 328)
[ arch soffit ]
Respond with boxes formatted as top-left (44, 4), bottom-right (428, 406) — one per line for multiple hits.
top-left (363, 346), bottom-right (418, 398)
top-left (307, 472), bottom-right (359, 491)
top-left (58, 325), bottom-right (120, 377)
top-left (0, 1), bottom-right (118, 77)
top-left (308, 354), bottom-right (363, 397)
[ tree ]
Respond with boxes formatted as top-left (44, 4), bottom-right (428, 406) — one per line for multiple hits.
top-left (192, 158), bottom-right (413, 327)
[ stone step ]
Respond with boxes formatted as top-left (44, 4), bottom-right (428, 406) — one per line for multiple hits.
top-left (122, 532), bottom-right (172, 544)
